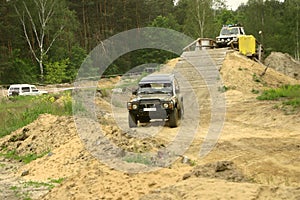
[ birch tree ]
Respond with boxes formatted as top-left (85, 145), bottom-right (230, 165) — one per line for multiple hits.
top-left (15, 0), bottom-right (64, 81)
top-left (183, 0), bottom-right (219, 38)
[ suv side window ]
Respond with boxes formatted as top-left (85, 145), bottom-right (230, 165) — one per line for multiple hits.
top-left (22, 87), bottom-right (30, 93)
top-left (31, 87), bottom-right (38, 92)
top-left (11, 87), bottom-right (19, 92)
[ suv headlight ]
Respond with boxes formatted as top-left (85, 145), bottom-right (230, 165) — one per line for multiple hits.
top-left (163, 102), bottom-right (174, 109)
top-left (163, 103), bottom-right (169, 109)
top-left (127, 102), bottom-right (138, 110)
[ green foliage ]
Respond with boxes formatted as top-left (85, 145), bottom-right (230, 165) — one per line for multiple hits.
top-left (214, 9), bottom-right (238, 27)
top-left (44, 59), bottom-right (69, 84)
top-left (150, 15), bottom-right (181, 31)
top-left (105, 49), bottom-right (177, 76)
top-left (0, 49), bottom-right (38, 84)
top-left (181, 0), bottom-right (229, 38)
top-left (257, 85), bottom-right (300, 110)
top-left (67, 45), bottom-right (87, 80)
top-left (0, 92), bottom-right (73, 138)
top-left (0, 0), bottom-right (299, 83)
top-left (257, 85), bottom-right (300, 100)
top-left (236, 0), bottom-right (299, 57)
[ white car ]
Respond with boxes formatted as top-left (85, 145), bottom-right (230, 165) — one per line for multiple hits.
top-left (216, 24), bottom-right (246, 48)
top-left (7, 84), bottom-right (48, 96)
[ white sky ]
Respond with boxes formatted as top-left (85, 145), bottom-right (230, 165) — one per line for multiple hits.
top-left (174, 0), bottom-right (284, 11)
top-left (226, 0), bottom-right (248, 10)
top-left (174, 0), bottom-right (248, 10)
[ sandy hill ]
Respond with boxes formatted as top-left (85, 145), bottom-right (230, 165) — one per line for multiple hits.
top-left (0, 51), bottom-right (299, 200)
top-left (265, 52), bottom-right (300, 80)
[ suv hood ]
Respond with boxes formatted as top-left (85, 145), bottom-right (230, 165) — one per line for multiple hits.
top-left (217, 34), bottom-right (238, 39)
top-left (132, 93), bottom-right (173, 102)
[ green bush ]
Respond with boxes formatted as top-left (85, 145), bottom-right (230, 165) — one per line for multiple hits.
top-left (44, 59), bottom-right (70, 84)
top-left (0, 92), bottom-right (73, 138)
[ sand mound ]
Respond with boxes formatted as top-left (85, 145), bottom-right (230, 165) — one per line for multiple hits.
top-left (0, 114), bottom-right (76, 156)
top-left (265, 52), bottom-right (300, 80)
top-left (221, 51), bottom-right (299, 95)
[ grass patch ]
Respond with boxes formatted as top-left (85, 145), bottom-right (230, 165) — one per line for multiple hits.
top-left (49, 177), bottom-right (65, 184)
top-left (8, 178), bottom-right (64, 200)
top-left (257, 85), bottom-right (300, 101)
top-left (9, 185), bottom-right (31, 200)
top-left (24, 180), bottom-right (54, 189)
top-left (123, 154), bottom-right (152, 165)
top-left (0, 91), bottom-right (73, 138)
top-left (0, 150), bottom-right (48, 164)
top-left (257, 85), bottom-right (300, 112)
top-left (24, 179), bottom-right (65, 192)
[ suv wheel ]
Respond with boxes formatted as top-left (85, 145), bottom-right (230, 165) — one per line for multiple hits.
top-left (128, 112), bottom-right (138, 128)
top-left (12, 91), bottom-right (19, 96)
top-left (169, 108), bottom-right (179, 128)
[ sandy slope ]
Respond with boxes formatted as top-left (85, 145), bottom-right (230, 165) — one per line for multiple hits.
top-left (0, 52), bottom-right (299, 200)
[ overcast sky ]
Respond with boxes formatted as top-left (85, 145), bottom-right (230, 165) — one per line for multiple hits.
top-left (174, 0), bottom-right (248, 10)
top-left (175, 1), bottom-right (284, 11)
top-left (226, 0), bottom-right (248, 10)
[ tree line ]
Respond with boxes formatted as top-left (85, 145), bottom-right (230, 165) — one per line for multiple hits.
top-left (0, 0), bottom-right (299, 84)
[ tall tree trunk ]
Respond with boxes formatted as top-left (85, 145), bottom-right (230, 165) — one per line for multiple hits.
top-left (82, 0), bottom-right (87, 49)
top-left (15, 0), bottom-right (64, 82)
top-left (296, 3), bottom-right (299, 60)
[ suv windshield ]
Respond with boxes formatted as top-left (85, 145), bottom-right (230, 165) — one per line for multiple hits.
top-left (220, 27), bottom-right (239, 35)
top-left (138, 82), bottom-right (172, 95)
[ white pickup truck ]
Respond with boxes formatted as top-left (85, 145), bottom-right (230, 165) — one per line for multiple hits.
top-left (7, 84), bottom-right (48, 96)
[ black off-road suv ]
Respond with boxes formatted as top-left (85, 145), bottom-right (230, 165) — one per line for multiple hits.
top-left (127, 74), bottom-right (183, 128)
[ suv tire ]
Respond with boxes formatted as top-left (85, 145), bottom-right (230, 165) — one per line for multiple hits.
top-left (12, 91), bottom-right (19, 96)
top-left (169, 107), bottom-right (179, 128)
top-left (128, 112), bottom-right (138, 128)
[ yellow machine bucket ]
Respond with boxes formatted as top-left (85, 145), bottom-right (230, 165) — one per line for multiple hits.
top-left (238, 35), bottom-right (256, 56)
